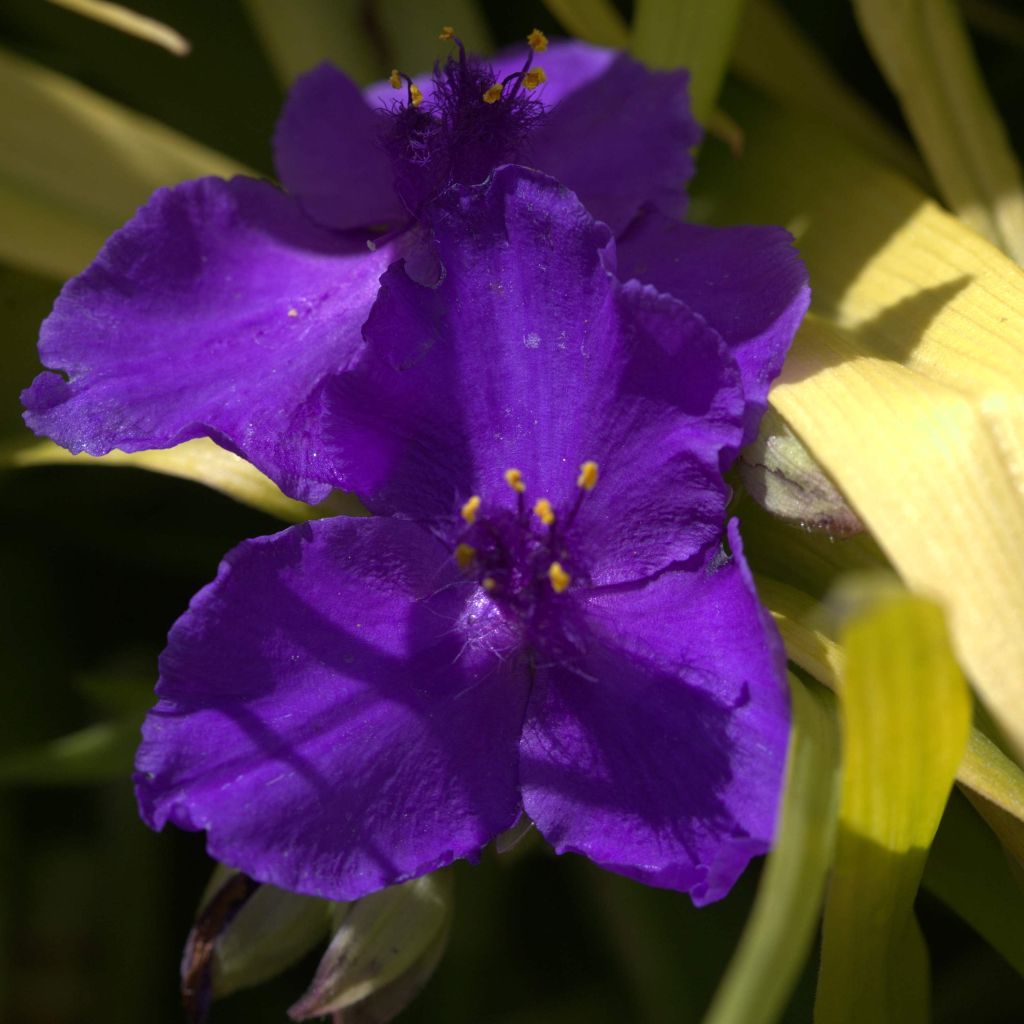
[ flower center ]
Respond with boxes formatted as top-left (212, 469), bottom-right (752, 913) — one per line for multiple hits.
top-left (381, 26), bottom-right (549, 217)
top-left (453, 460), bottom-right (599, 626)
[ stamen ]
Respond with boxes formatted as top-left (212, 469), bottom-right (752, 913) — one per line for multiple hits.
top-left (577, 460), bottom-right (599, 491)
top-left (533, 498), bottom-right (555, 526)
top-left (482, 577), bottom-right (498, 592)
top-left (389, 68), bottom-right (402, 89)
top-left (548, 562), bottom-right (571, 593)
top-left (523, 67), bottom-right (547, 90)
top-left (527, 28), bottom-right (549, 52)
top-left (482, 82), bottom-right (504, 104)
top-left (460, 494), bottom-right (481, 524)
top-left (455, 543), bottom-right (476, 570)
top-left (438, 25), bottom-right (456, 41)
top-left (504, 468), bottom-right (526, 493)
top-left (409, 83), bottom-right (424, 108)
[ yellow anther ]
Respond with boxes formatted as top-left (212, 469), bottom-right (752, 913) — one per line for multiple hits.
top-left (454, 543), bottom-right (476, 570)
top-left (504, 468), bottom-right (526, 493)
top-left (389, 68), bottom-right (402, 89)
top-left (533, 498), bottom-right (555, 526)
top-left (548, 562), bottom-right (571, 593)
top-left (523, 67), bottom-right (547, 90)
top-left (527, 28), bottom-right (549, 52)
top-left (409, 83), bottom-right (424, 107)
top-left (439, 25), bottom-right (456, 41)
top-left (577, 460), bottom-right (599, 491)
top-left (460, 494), bottom-right (481, 524)
top-left (482, 576), bottom-right (498, 592)
top-left (482, 82), bottom-right (504, 104)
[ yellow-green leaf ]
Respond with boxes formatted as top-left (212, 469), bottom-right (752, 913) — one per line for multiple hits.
top-left (773, 315), bottom-right (1024, 757)
top-left (44, 0), bottom-right (190, 56)
top-left (853, 0), bottom-right (1024, 262)
top-left (698, 84), bottom-right (1024, 755)
top-left (762, 573), bottom-right (1024, 866)
top-left (957, 728), bottom-right (1024, 867)
top-left (703, 676), bottom-right (839, 1024)
top-left (815, 593), bottom-right (971, 1023)
top-left (3, 438), bottom-right (364, 523)
top-left (375, 1), bottom-right (493, 75)
top-left (0, 45), bottom-right (250, 279)
top-left (631, 0), bottom-right (746, 123)
top-left (241, 0), bottom-right (381, 86)
top-left (541, 0), bottom-right (629, 47)
top-left (730, 0), bottom-right (922, 181)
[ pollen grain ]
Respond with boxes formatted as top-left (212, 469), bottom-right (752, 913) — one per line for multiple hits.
top-left (523, 67), bottom-right (547, 90)
top-left (455, 543), bottom-right (476, 570)
top-left (527, 28), bottom-right (549, 52)
top-left (533, 498), bottom-right (555, 526)
top-left (548, 562), bottom-right (571, 593)
top-left (461, 494), bottom-right (481, 524)
top-left (577, 460), bottom-right (599, 491)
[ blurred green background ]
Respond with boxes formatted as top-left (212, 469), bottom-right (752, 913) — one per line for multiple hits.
top-left (2, 1), bottom-right (1024, 1021)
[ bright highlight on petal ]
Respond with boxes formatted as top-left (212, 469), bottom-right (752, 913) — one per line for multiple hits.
top-left (482, 83), bottom-right (504, 105)
top-left (504, 468), bottom-right (526, 493)
top-left (548, 562), bottom-right (571, 593)
top-left (577, 460), bottom-right (599, 491)
top-left (533, 498), bottom-right (555, 526)
top-left (460, 494), bottom-right (481, 524)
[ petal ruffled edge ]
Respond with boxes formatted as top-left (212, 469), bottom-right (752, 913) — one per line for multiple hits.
top-left (136, 515), bottom-right (530, 900)
top-left (520, 521), bottom-right (789, 904)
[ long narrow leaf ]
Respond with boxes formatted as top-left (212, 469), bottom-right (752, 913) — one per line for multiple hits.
top-left (703, 676), bottom-right (839, 1024)
top-left (44, 0), bottom-right (190, 55)
top-left (0, 45), bottom-right (249, 279)
top-left (3, 438), bottom-right (364, 522)
top-left (815, 594), bottom-right (971, 1023)
top-left (631, 0), bottom-right (747, 123)
top-left (697, 85), bottom-right (1024, 754)
top-left (541, 0), bottom-right (629, 47)
top-left (853, 0), bottom-right (1024, 261)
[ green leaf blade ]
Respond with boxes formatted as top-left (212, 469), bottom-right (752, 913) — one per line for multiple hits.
top-left (815, 594), bottom-right (971, 1023)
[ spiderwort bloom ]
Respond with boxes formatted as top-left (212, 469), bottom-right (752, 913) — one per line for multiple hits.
top-left (21, 32), bottom-right (811, 905)
top-left (22, 30), bottom-right (699, 502)
top-left (128, 163), bottom-right (807, 905)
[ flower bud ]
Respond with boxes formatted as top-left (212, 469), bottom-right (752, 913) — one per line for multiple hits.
top-left (739, 407), bottom-right (863, 538)
top-left (288, 871), bottom-right (454, 1022)
top-left (180, 866), bottom-right (331, 1023)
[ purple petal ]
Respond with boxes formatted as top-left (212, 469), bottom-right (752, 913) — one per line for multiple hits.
top-left (362, 39), bottom-right (619, 112)
top-left (520, 521), bottom-right (789, 904)
top-left (136, 515), bottom-right (528, 900)
top-left (274, 63), bottom-right (406, 231)
top-left (526, 47), bottom-right (699, 233)
top-left (361, 41), bottom-right (698, 233)
top-left (617, 215), bottom-right (811, 447)
top-left (22, 176), bottom-right (395, 502)
top-left (327, 166), bottom-right (744, 582)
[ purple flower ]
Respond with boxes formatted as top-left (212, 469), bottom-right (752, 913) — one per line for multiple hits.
top-left (22, 36), bottom-right (698, 503)
top-left (21, 35), bottom-right (811, 905)
top-left (137, 163), bottom-right (806, 906)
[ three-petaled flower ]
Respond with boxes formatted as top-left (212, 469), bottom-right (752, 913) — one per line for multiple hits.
top-left (22, 32), bottom-right (810, 905)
